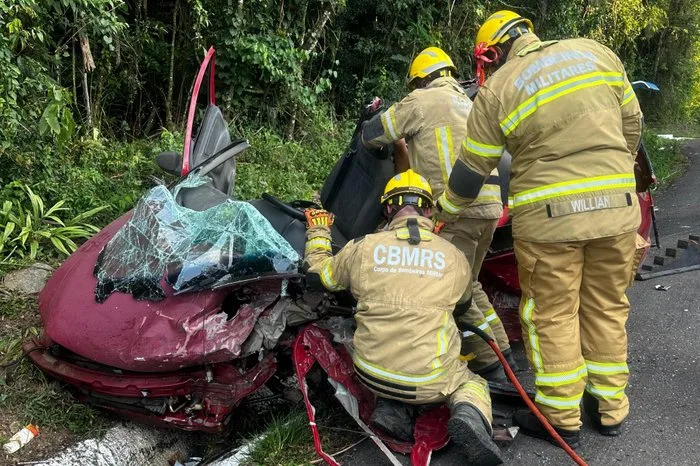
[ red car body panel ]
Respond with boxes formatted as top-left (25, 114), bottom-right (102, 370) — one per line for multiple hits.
top-left (23, 337), bottom-right (277, 432)
top-left (37, 211), bottom-right (282, 372)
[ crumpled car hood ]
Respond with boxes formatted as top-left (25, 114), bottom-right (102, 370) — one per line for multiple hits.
top-left (40, 212), bottom-right (281, 372)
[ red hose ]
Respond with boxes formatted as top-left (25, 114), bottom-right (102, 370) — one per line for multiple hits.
top-left (485, 338), bottom-right (588, 466)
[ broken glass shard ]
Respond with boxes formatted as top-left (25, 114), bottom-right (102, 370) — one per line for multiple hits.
top-left (94, 174), bottom-right (299, 302)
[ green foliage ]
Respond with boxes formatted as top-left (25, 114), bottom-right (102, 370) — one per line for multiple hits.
top-left (243, 410), bottom-right (315, 466)
top-left (0, 296), bottom-right (106, 436)
top-left (643, 131), bottom-right (688, 187)
top-left (0, 184), bottom-right (106, 262)
top-left (206, 0), bottom-right (344, 133)
top-left (234, 113), bottom-right (352, 201)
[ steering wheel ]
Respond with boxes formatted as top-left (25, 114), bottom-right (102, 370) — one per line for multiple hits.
top-left (261, 193), bottom-right (318, 222)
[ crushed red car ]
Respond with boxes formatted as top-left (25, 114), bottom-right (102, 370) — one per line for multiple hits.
top-left (24, 48), bottom-right (658, 455)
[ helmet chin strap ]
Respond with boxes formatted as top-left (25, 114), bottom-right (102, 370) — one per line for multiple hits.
top-left (474, 42), bottom-right (502, 86)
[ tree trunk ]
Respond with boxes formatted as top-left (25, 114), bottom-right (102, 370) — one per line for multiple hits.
top-left (653, 29), bottom-right (667, 81)
top-left (166, 0), bottom-right (179, 129)
top-left (78, 33), bottom-right (95, 130)
top-left (303, 10), bottom-right (331, 53)
top-left (83, 71), bottom-right (92, 130)
top-left (78, 33), bottom-right (95, 72)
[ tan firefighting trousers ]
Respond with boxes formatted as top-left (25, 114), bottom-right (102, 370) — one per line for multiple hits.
top-left (514, 232), bottom-right (637, 430)
top-left (356, 357), bottom-right (493, 426)
top-left (442, 218), bottom-right (511, 372)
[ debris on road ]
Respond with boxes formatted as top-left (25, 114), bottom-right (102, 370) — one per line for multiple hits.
top-left (654, 285), bottom-right (671, 291)
top-left (3, 424), bottom-right (39, 454)
top-left (637, 235), bottom-right (700, 280)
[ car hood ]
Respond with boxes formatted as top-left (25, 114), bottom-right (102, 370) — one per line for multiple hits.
top-left (39, 212), bottom-right (279, 372)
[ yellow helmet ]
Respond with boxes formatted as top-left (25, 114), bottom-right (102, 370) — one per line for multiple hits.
top-left (380, 169), bottom-right (433, 208)
top-left (475, 10), bottom-right (533, 48)
top-left (408, 47), bottom-right (457, 86)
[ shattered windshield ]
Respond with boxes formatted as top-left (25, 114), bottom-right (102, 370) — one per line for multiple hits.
top-left (94, 174), bottom-right (299, 302)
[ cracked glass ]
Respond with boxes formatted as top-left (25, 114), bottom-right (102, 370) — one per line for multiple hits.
top-left (94, 174), bottom-right (299, 302)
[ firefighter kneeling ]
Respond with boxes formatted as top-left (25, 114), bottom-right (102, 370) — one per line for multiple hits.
top-left (303, 170), bottom-right (502, 465)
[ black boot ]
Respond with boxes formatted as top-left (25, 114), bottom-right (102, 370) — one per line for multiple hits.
top-left (476, 362), bottom-right (508, 383)
top-left (513, 410), bottom-right (581, 450)
top-left (582, 391), bottom-right (623, 436)
top-left (370, 398), bottom-right (414, 442)
top-left (448, 403), bottom-right (503, 465)
top-left (503, 350), bottom-right (522, 373)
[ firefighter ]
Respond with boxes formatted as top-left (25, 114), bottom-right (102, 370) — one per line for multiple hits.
top-left (304, 170), bottom-right (502, 465)
top-left (360, 46), bottom-right (517, 382)
top-left (436, 10), bottom-right (643, 449)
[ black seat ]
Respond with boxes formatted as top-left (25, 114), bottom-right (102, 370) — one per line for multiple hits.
top-left (190, 105), bottom-right (235, 195)
top-left (320, 128), bottom-right (395, 240)
top-left (175, 178), bottom-right (231, 212)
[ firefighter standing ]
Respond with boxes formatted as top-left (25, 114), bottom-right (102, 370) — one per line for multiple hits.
top-left (437, 11), bottom-right (643, 448)
top-left (304, 170), bottom-right (503, 465)
top-left (360, 47), bottom-right (517, 381)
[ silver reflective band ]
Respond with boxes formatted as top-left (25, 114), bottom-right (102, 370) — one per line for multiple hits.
top-left (465, 138), bottom-right (505, 158)
top-left (510, 174), bottom-right (636, 208)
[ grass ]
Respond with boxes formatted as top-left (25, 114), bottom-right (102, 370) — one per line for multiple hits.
top-left (243, 410), bottom-right (316, 465)
top-left (0, 293), bottom-right (110, 463)
top-left (241, 403), bottom-right (366, 466)
top-left (643, 131), bottom-right (690, 189)
top-left (648, 121), bottom-right (700, 139)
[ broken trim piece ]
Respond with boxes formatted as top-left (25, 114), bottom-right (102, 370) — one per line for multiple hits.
top-left (292, 325), bottom-right (451, 466)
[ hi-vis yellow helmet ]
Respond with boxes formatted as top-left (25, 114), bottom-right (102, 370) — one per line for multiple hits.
top-left (475, 10), bottom-right (534, 48)
top-left (380, 169), bottom-right (434, 208)
top-left (408, 47), bottom-right (457, 86)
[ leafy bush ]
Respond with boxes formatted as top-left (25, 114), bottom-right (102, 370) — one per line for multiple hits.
top-left (0, 184), bottom-right (106, 262)
top-left (642, 131), bottom-right (688, 187)
top-left (1, 130), bottom-right (182, 226)
top-left (234, 112), bottom-right (352, 201)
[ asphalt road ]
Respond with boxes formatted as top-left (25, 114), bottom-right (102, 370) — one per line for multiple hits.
top-left (341, 139), bottom-right (700, 466)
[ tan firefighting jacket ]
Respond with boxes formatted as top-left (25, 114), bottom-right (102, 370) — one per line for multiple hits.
top-left (362, 77), bottom-right (503, 219)
top-left (439, 34), bottom-right (643, 242)
top-left (304, 215), bottom-right (472, 391)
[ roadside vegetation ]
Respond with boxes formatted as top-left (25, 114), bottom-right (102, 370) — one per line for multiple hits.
top-left (1, 0), bottom-right (700, 463)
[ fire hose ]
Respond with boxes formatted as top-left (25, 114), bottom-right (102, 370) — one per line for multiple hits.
top-left (462, 323), bottom-right (588, 466)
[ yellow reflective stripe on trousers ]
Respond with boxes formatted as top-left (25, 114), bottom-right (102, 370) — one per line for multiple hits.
top-left (435, 126), bottom-right (456, 184)
top-left (535, 390), bottom-right (583, 409)
top-left (353, 353), bottom-right (447, 386)
top-left (462, 319), bottom-right (490, 338)
top-left (500, 71), bottom-right (624, 136)
top-left (510, 173), bottom-right (636, 208)
top-left (320, 258), bottom-right (344, 291)
top-left (535, 364), bottom-right (587, 387)
top-left (586, 383), bottom-right (627, 399)
top-left (464, 137), bottom-right (505, 158)
top-left (433, 312), bottom-right (450, 369)
top-left (476, 184), bottom-right (502, 203)
top-left (437, 193), bottom-right (462, 215)
top-left (483, 308), bottom-right (501, 324)
top-left (462, 380), bottom-right (489, 400)
top-left (585, 359), bottom-right (629, 375)
top-left (305, 237), bottom-right (331, 254)
top-left (621, 85), bottom-right (636, 106)
top-left (522, 298), bottom-right (543, 371)
top-left (381, 106), bottom-right (399, 140)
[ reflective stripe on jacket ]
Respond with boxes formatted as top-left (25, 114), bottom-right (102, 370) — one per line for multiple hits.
top-left (440, 34), bottom-right (642, 242)
top-left (362, 77), bottom-right (503, 219)
top-left (304, 215), bottom-right (472, 385)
